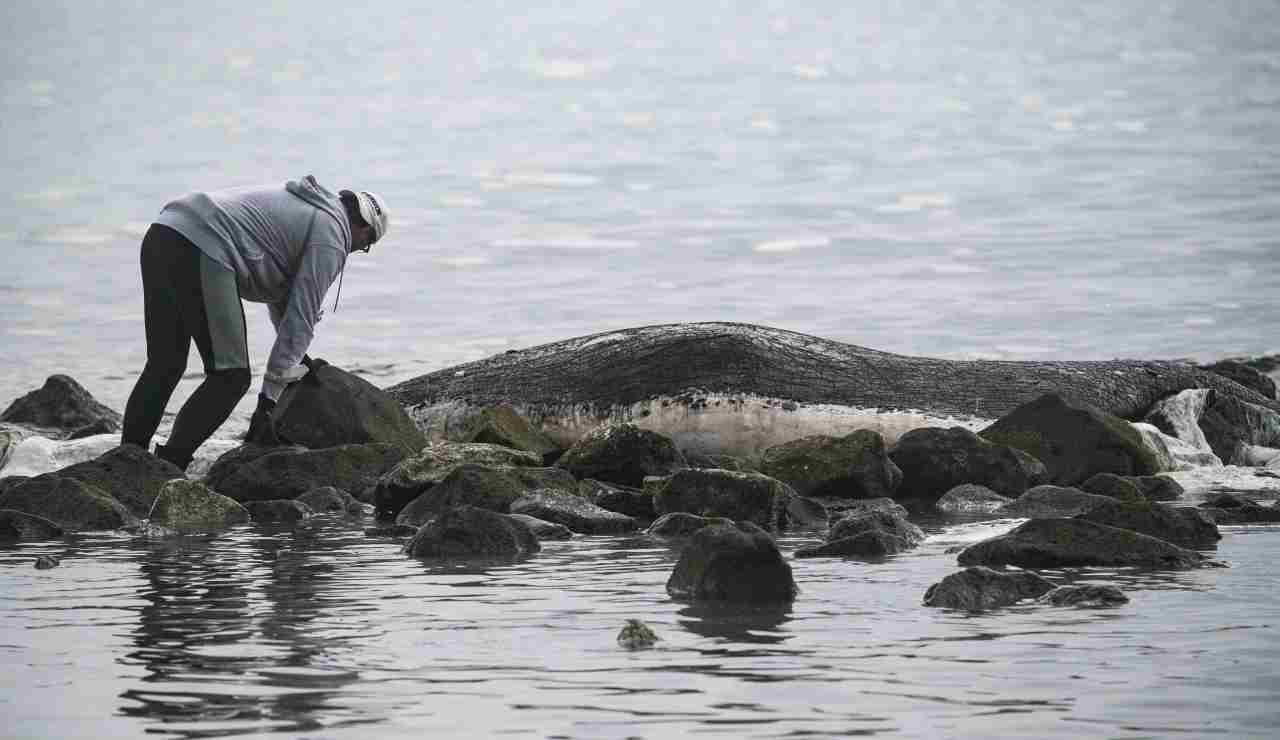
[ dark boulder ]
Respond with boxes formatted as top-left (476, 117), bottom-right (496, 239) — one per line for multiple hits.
top-left (1201, 360), bottom-right (1277, 400)
top-left (371, 442), bottom-right (542, 517)
top-left (651, 468), bottom-right (791, 531)
top-left (396, 464), bottom-right (578, 527)
top-left (0, 475), bottom-right (137, 531)
top-left (555, 423), bottom-right (686, 487)
top-left (957, 518), bottom-right (1212, 570)
top-left (148, 480), bottom-right (251, 532)
top-left (666, 521), bottom-right (797, 603)
top-left (617, 619), bottom-right (660, 649)
top-left (402, 505), bottom-right (540, 559)
top-left (646, 512), bottom-right (734, 538)
top-left (1199, 395), bottom-right (1280, 465)
top-left (829, 509), bottom-right (924, 548)
top-left (206, 443), bottom-right (406, 503)
top-left (935, 484), bottom-right (1013, 514)
top-left (506, 513), bottom-right (574, 540)
top-left (1038, 584), bottom-right (1129, 607)
top-left (579, 478), bottom-right (656, 520)
top-left (509, 488), bottom-right (638, 534)
top-left (295, 486), bottom-right (364, 515)
top-left (889, 426), bottom-right (1047, 502)
top-left (457, 405), bottom-right (561, 463)
top-left (980, 393), bottom-right (1161, 486)
top-left (758, 430), bottom-right (901, 499)
top-left (0, 375), bottom-right (121, 437)
top-left (1198, 493), bottom-right (1280, 524)
top-left (996, 485), bottom-right (1119, 518)
top-left (0, 509), bottom-right (64, 542)
top-left (243, 499), bottom-right (313, 523)
top-left (820, 497), bottom-right (909, 520)
top-left (1127, 475), bottom-right (1184, 502)
top-left (923, 566), bottom-right (1056, 610)
top-left (34, 555), bottom-right (60, 569)
top-left (1075, 498), bottom-right (1220, 547)
top-left (794, 529), bottom-right (914, 558)
top-left (785, 496), bottom-right (829, 527)
top-left (54, 444), bottom-right (185, 518)
top-left (1078, 473), bottom-right (1145, 503)
top-left (273, 363), bottom-right (426, 454)
top-left (682, 452), bottom-right (756, 472)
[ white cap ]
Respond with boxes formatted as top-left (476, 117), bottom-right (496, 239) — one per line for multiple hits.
top-left (353, 190), bottom-right (389, 244)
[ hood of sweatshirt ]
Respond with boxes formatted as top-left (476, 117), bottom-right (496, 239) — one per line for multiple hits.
top-left (285, 175), bottom-right (352, 252)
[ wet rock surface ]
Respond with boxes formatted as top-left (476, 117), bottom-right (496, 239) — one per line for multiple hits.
top-left (758, 430), bottom-right (901, 499)
top-left (0, 508), bottom-right (65, 542)
top-left (54, 444), bottom-right (185, 518)
top-left (1038, 584), bottom-right (1129, 607)
top-left (935, 484), bottom-right (1013, 514)
top-left (506, 513), bottom-right (574, 540)
top-left (556, 423), bottom-right (686, 487)
top-left (295, 486), bottom-right (364, 515)
top-left (1075, 497), bottom-right (1221, 547)
top-left (890, 426), bottom-right (1046, 502)
top-left (996, 485), bottom-right (1119, 518)
top-left (1201, 360), bottom-right (1277, 400)
top-left (148, 479), bottom-right (251, 532)
top-left (646, 512), bottom-right (734, 538)
top-left (1199, 395), bottom-right (1280, 465)
top-left (578, 478), bottom-right (655, 521)
top-left (206, 443), bottom-right (406, 503)
top-left (1198, 493), bottom-right (1280, 524)
top-left (0, 475), bottom-right (137, 531)
top-left (651, 468), bottom-right (791, 531)
top-left (402, 505), bottom-right (541, 559)
top-left (273, 363), bottom-right (427, 454)
top-left (243, 499), bottom-right (313, 523)
top-left (372, 442), bottom-right (543, 517)
top-left (666, 521), bottom-right (797, 603)
top-left (794, 529), bottom-right (915, 558)
top-left (923, 566), bottom-right (1056, 610)
top-left (957, 518), bottom-right (1212, 570)
top-left (509, 488), bottom-right (638, 534)
top-left (395, 464), bottom-right (578, 527)
top-left (457, 405), bottom-right (562, 463)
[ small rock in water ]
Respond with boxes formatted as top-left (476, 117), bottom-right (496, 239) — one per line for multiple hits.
top-left (34, 554), bottom-right (60, 569)
top-left (617, 619), bottom-right (660, 649)
top-left (1038, 585), bottom-right (1129, 607)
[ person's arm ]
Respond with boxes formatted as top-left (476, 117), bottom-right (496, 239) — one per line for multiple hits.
top-left (260, 243), bottom-right (346, 401)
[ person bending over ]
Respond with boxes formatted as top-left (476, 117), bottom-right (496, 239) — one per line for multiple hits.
top-left (121, 175), bottom-right (389, 470)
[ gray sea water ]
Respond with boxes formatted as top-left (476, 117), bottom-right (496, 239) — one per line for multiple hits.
top-left (3, 1), bottom-right (1280, 737)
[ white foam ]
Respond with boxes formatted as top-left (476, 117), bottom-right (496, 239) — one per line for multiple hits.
top-left (753, 236), bottom-right (831, 253)
top-left (926, 518), bottom-right (1026, 546)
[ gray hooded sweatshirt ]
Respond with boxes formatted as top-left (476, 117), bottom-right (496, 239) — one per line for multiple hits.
top-left (155, 175), bottom-right (350, 400)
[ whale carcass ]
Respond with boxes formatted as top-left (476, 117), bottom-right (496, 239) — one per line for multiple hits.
top-left (385, 323), bottom-right (1279, 460)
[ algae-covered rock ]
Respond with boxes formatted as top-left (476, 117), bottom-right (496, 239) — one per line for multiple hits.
top-left (148, 479), bottom-right (250, 532)
top-left (617, 619), bottom-right (660, 649)
top-left (646, 512), bottom-right (734, 538)
top-left (1038, 584), bottom-right (1129, 607)
top-left (273, 362), bottom-right (426, 454)
top-left (460, 405), bottom-right (561, 463)
top-left (889, 426), bottom-right (1047, 502)
top-left (395, 464), bottom-right (578, 527)
top-left (1127, 475), bottom-right (1185, 502)
top-left (402, 505), bottom-right (540, 559)
top-left (509, 488), bottom-right (637, 534)
top-left (957, 518), bottom-right (1211, 570)
top-left (651, 468), bottom-right (791, 531)
top-left (0, 375), bottom-right (121, 437)
top-left (666, 521), bottom-right (797, 603)
top-left (1075, 498), bottom-right (1220, 547)
top-left (758, 430), bottom-right (901, 499)
top-left (206, 443), bottom-right (406, 503)
top-left (556, 423), bottom-right (686, 487)
top-left (1078, 473), bottom-right (1145, 503)
top-left (372, 442), bottom-right (542, 517)
top-left (55, 444), bottom-right (185, 518)
top-left (0, 508), bottom-right (65, 542)
top-left (829, 509), bottom-right (924, 548)
top-left (923, 566), bottom-right (1056, 611)
top-left (935, 484), bottom-right (1013, 514)
top-left (0, 475), bottom-right (137, 531)
top-left (980, 393), bottom-right (1160, 486)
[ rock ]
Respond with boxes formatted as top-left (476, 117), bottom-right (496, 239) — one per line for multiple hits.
top-left (922, 566), bottom-right (1056, 610)
top-left (1078, 473), bottom-right (1145, 503)
top-left (295, 486), bottom-right (363, 515)
top-left (0, 509), bottom-right (64, 542)
top-left (273, 363), bottom-right (427, 454)
top-left (889, 426), bottom-right (1047, 502)
top-left (1198, 493), bottom-right (1280, 524)
top-left (579, 478), bottom-right (655, 520)
top-left (956, 518), bottom-right (1212, 569)
top-left (794, 529), bottom-right (914, 558)
top-left (683, 452), bottom-right (756, 472)
top-left (820, 497), bottom-right (909, 520)
top-left (509, 488), bottom-right (637, 534)
top-left (206, 443), bottom-right (406, 503)
top-left (617, 619), bottom-right (660, 649)
top-left (555, 423), bottom-right (686, 487)
top-left (364, 524), bottom-right (418, 537)
top-left (0, 375), bottom-right (121, 436)
top-left (758, 430), bottom-right (902, 499)
top-left (785, 496), bottom-right (829, 527)
top-left (506, 513), bottom-right (574, 540)
top-left (401, 505), bottom-right (541, 559)
top-left (54, 444), bottom-right (185, 518)
top-left (651, 468), bottom-right (792, 531)
top-left (371, 442), bottom-right (543, 517)
top-left (68, 419), bottom-right (118, 440)
top-left (0, 475), bottom-right (137, 531)
top-left (0, 475), bottom-right (29, 496)
top-left (1201, 360), bottom-right (1277, 400)
top-left (148, 479), bottom-right (251, 532)
top-left (935, 484), bottom-right (1013, 514)
top-left (1142, 389), bottom-right (1216, 454)
top-left (34, 555), bottom-right (60, 569)
top-left (243, 499), bottom-right (313, 523)
top-left (996, 485), bottom-right (1123, 518)
top-left (1199, 395), bottom-right (1280, 465)
top-left (829, 509), bottom-right (925, 547)
top-left (665, 521), bottom-right (797, 603)
top-left (646, 512), bottom-right (734, 538)
top-left (395, 464), bottom-right (578, 527)
top-left (1038, 584), bottom-right (1129, 607)
top-left (1127, 475), bottom-right (1185, 502)
top-left (459, 405), bottom-right (561, 463)
top-left (980, 393), bottom-right (1161, 486)
top-left (1075, 498), bottom-right (1221, 547)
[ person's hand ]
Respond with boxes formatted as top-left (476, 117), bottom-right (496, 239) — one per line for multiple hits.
top-left (245, 394), bottom-right (281, 445)
top-left (301, 355), bottom-right (329, 384)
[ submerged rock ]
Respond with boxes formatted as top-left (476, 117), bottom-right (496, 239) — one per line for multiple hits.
top-left (1038, 584), bottom-right (1129, 607)
top-left (0, 475), bottom-right (137, 531)
top-left (0, 509), bottom-right (65, 542)
top-left (295, 486), bottom-right (364, 515)
top-left (758, 430), bottom-right (901, 499)
top-left (935, 484), bottom-right (1013, 514)
top-left (651, 468), bottom-right (791, 531)
top-left (273, 362), bottom-right (426, 454)
top-left (829, 510), bottom-right (924, 547)
top-left (981, 393), bottom-right (1161, 485)
top-left (820, 497), bottom-right (909, 520)
top-left (889, 426), bottom-right (1046, 502)
top-left (1127, 475), bottom-right (1185, 502)
top-left (666, 521), bottom-right (797, 603)
top-left (148, 479), bottom-right (250, 532)
top-left (957, 518), bottom-right (1212, 570)
top-left (243, 499), bottom-right (313, 523)
top-left (509, 488), bottom-right (637, 534)
top-left (1198, 493), bottom-right (1280, 524)
top-left (996, 485), bottom-right (1118, 518)
top-left (646, 512), bottom-right (734, 538)
top-left (923, 566), bottom-right (1056, 611)
top-left (34, 555), bottom-right (61, 570)
top-left (617, 619), bottom-right (660, 649)
top-left (402, 505), bottom-right (541, 559)
top-left (395, 464), bottom-right (578, 527)
top-left (372, 442), bottom-right (543, 517)
top-left (0, 375), bottom-right (121, 437)
top-left (206, 443), bottom-right (406, 503)
top-left (555, 423), bottom-right (686, 487)
top-left (794, 529), bottom-right (914, 558)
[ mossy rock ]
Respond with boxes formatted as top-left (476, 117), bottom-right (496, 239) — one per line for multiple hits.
top-left (149, 479), bottom-right (250, 532)
top-left (402, 505), bottom-right (540, 559)
top-left (666, 521), bottom-right (797, 603)
top-left (395, 464), bottom-right (578, 527)
top-left (957, 517), bottom-right (1211, 569)
top-left (0, 475), bottom-right (137, 531)
top-left (556, 423), bottom-right (686, 487)
top-left (206, 443), bottom-right (406, 503)
top-left (461, 406), bottom-right (561, 463)
top-left (759, 429), bottom-right (901, 499)
top-left (372, 442), bottom-right (542, 517)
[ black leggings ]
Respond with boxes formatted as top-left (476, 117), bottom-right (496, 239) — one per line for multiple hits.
top-left (122, 224), bottom-right (252, 455)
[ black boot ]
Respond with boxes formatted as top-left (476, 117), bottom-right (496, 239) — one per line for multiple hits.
top-left (154, 443), bottom-right (194, 472)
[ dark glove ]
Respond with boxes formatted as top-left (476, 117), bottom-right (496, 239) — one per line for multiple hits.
top-left (245, 393), bottom-right (281, 445)
top-left (301, 355), bottom-right (329, 385)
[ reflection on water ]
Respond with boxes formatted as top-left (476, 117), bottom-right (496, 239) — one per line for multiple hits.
top-left (4, 513), bottom-right (1280, 738)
